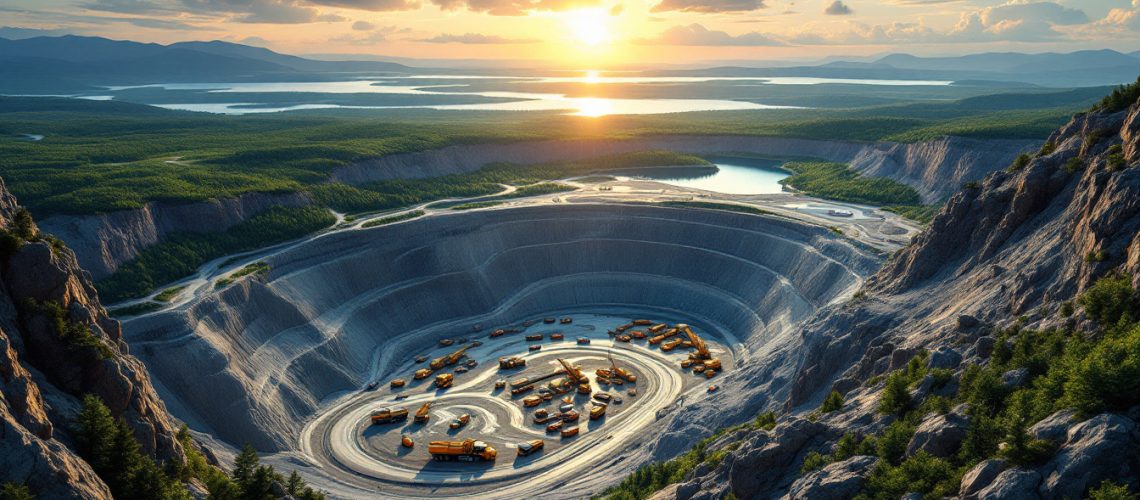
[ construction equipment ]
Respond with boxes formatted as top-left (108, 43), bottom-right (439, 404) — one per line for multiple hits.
top-left (558, 359), bottom-right (587, 385)
top-left (630, 331), bottom-right (646, 340)
top-left (428, 439), bottom-right (497, 462)
top-left (535, 409), bottom-right (549, 419)
top-left (495, 379), bottom-right (506, 390)
top-left (526, 334), bottom-right (543, 341)
top-left (370, 407), bottom-right (408, 424)
top-left (590, 405), bottom-right (607, 420)
top-left (430, 344), bottom-right (474, 370)
top-left (649, 335), bottom-right (666, 345)
top-left (450, 414), bottom-right (471, 429)
top-left (560, 317), bottom-right (572, 324)
top-left (522, 395), bottom-right (543, 407)
top-left (414, 402), bottom-right (432, 424)
top-left (680, 325), bottom-right (712, 361)
top-left (616, 335), bottom-right (631, 342)
top-left (402, 435), bottom-right (414, 448)
top-left (597, 353), bottom-right (637, 383)
top-left (516, 439), bottom-right (544, 457)
top-left (415, 355), bottom-right (428, 363)
top-left (511, 384), bottom-right (535, 396)
top-left (661, 338), bottom-right (683, 351)
top-left (546, 421), bottom-right (563, 432)
top-left (615, 323), bottom-right (634, 333)
top-left (632, 319), bottom-right (653, 326)
top-left (439, 339), bottom-right (455, 347)
top-left (594, 392), bottom-right (612, 402)
top-left (561, 410), bottom-right (580, 422)
top-left (578, 383), bottom-right (592, 394)
top-left (414, 368), bottom-right (433, 380)
top-left (543, 318), bottom-right (556, 324)
top-left (529, 345), bottom-right (542, 352)
top-left (435, 373), bottom-right (454, 389)
top-left (577, 337), bottom-right (591, 345)
top-left (551, 333), bottom-right (564, 340)
top-left (390, 379), bottom-right (407, 388)
top-left (647, 324), bottom-right (667, 334)
top-left (708, 385), bottom-right (719, 393)
top-left (561, 427), bottom-right (579, 438)
top-left (499, 357), bottom-right (526, 369)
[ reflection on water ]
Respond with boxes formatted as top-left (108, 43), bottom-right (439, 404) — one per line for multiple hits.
top-left (638, 157), bottom-right (790, 195)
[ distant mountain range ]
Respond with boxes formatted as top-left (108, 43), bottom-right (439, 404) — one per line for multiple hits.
top-left (2, 34), bottom-right (1139, 93)
top-left (0, 35), bottom-right (411, 92)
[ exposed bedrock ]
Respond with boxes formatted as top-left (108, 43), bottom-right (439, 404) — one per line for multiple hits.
top-left (122, 204), bottom-right (880, 452)
top-left (47, 135), bottom-right (1030, 280)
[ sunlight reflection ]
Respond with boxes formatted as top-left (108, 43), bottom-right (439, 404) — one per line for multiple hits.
top-left (573, 98), bottom-right (612, 117)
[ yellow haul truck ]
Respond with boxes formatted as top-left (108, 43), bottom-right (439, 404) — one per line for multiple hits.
top-left (428, 439), bottom-right (497, 462)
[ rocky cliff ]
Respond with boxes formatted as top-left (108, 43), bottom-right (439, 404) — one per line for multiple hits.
top-left (45, 135), bottom-right (1029, 284)
top-left (660, 101), bottom-right (1140, 499)
top-left (0, 179), bottom-right (188, 497)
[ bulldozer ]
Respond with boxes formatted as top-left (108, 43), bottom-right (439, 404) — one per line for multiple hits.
top-left (413, 402), bottom-right (432, 424)
top-left (435, 373), bottom-right (454, 389)
top-left (428, 439), bottom-right (497, 462)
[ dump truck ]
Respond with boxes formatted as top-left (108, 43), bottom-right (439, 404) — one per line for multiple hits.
top-left (561, 427), bottom-right (579, 438)
top-left (630, 330), bottom-right (646, 340)
top-left (578, 383), bottom-right (592, 394)
top-left (661, 338), bottom-right (683, 351)
top-left (516, 439), bottom-right (544, 457)
top-left (543, 318), bottom-right (556, 324)
top-left (450, 414), bottom-right (471, 430)
top-left (511, 384), bottom-right (535, 396)
top-left (428, 439), bottom-right (497, 462)
top-left (632, 319), bottom-right (653, 326)
top-left (414, 368), bottom-right (433, 380)
top-left (390, 379), bottom-right (407, 388)
top-left (649, 334), bottom-right (666, 345)
top-left (414, 402), bottom-right (432, 424)
top-left (525, 334), bottom-right (543, 341)
top-left (590, 405), bottom-right (607, 420)
top-left (499, 357), bottom-right (526, 369)
top-left (647, 324), bottom-right (667, 333)
top-left (551, 333), bottom-right (564, 340)
top-left (523, 395), bottom-right (543, 407)
top-left (615, 323), bottom-right (634, 333)
top-left (435, 373), bottom-right (454, 389)
top-left (371, 407), bottom-right (408, 424)
top-left (561, 410), bottom-right (580, 422)
top-left (529, 345), bottom-right (542, 352)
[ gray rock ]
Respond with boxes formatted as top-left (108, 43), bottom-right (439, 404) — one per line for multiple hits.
top-left (958, 314), bottom-right (981, 329)
top-left (1001, 368), bottom-right (1029, 388)
top-left (784, 455), bottom-right (878, 500)
top-left (974, 336), bottom-right (996, 359)
top-left (927, 346), bottom-right (961, 370)
top-left (728, 418), bottom-right (832, 497)
top-left (675, 480), bottom-right (700, 500)
top-left (900, 493), bottom-right (923, 500)
top-left (975, 468), bottom-right (1041, 500)
top-left (1039, 414), bottom-right (1138, 499)
top-left (906, 411), bottom-right (969, 458)
top-left (1029, 410), bottom-right (1076, 443)
top-left (959, 459), bottom-right (1007, 500)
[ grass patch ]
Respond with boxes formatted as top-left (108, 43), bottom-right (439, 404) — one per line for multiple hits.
top-left (216, 261), bottom-right (271, 289)
top-left (780, 162), bottom-right (921, 206)
top-left (450, 201), bottom-right (504, 210)
top-left (361, 210), bottom-right (425, 228)
top-left (153, 285), bottom-right (186, 303)
top-left (883, 204), bottom-right (940, 224)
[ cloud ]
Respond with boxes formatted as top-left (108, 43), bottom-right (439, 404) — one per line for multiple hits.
top-left (420, 32), bottom-right (541, 43)
top-left (307, 0), bottom-right (422, 11)
top-left (1095, 0), bottom-right (1140, 32)
top-left (824, 0), bottom-right (851, 15)
top-left (352, 20), bottom-right (376, 30)
top-left (650, 0), bottom-right (765, 13)
top-left (637, 23), bottom-right (783, 46)
top-left (428, 0), bottom-right (602, 15)
top-left (176, 0), bottom-right (348, 23)
top-left (239, 35), bottom-right (272, 45)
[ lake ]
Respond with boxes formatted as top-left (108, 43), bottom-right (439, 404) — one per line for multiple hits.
top-left (635, 157), bottom-right (791, 194)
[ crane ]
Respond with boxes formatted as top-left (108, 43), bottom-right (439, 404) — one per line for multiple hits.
top-left (557, 358), bottom-right (586, 385)
top-left (679, 324), bottom-right (711, 360)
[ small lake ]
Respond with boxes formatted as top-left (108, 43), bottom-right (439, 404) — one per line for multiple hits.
top-left (636, 157), bottom-right (790, 194)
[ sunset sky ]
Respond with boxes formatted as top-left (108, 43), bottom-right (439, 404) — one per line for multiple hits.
top-left (3, 0), bottom-right (1140, 65)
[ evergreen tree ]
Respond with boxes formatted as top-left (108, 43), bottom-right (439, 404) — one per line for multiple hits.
top-left (74, 394), bottom-right (116, 471)
top-left (232, 444), bottom-right (259, 488)
top-left (286, 471), bottom-right (305, 496)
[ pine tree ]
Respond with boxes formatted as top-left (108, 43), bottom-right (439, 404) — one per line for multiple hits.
top-left (286, 471), bottom-right (305, 496)
top-left (107, 418), bottom-right (144, 496)
top-left (75, 394), bottom-right (116, 471)
top-left (232, 444), bottom-right (259, 488)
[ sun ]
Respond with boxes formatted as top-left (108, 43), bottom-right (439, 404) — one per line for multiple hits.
top-left (566, 9), bottom-right (610, 47)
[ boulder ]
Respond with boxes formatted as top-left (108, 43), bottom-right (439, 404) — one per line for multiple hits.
top-left (974, 336), bottom-right (996, 359)
top-left (1001, 368), bottom-right (1029, 388)
top-left (927, 347), bottom-right (961, 370)
top-left (728, 418), bottom-right (832, 497)
top-left (1039, 414), bottom-right (1138, 499)
top-left (959, 459), bottom-right (1007, 500)
top-left (784, 455), bottom-right (878, 500)
top-left (975, 468), bottom-right (1041, 500)
top-left (1029, 410), bottom-right (1076, 443)
top-left (906, 411), bottom-right (969, 458)
top-left (958, 314), bottom-right (981, 329)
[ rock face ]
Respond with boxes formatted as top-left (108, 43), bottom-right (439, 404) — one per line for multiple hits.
top-left (664, 101), bottom-right (1140, 498)
top-left (38, 190), bottom-right (312, 279)
top-left (785, 455), bottom-right (878, 500)
top-left (41, 134), bottom-right (1029, 281)
top-left (0, 179), bottom-right (186, 497)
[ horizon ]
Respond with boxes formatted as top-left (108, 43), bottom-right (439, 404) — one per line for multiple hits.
top-left (2, 0), bottom-right (1139, 66)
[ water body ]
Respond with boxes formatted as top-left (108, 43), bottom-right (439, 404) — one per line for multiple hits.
top-left (100, 73), bottom-right (954, 117)
top-left (636, 157), bottom-right (791, 194)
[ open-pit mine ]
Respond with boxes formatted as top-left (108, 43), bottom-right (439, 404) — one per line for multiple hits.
top-left (122, 201), bottom-right (882, 498)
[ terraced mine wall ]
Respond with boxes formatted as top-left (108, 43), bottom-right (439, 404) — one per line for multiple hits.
top-left (122, 204), bottom-right (880, 452)
top-left (41, 135), bottom-right (1033, 280)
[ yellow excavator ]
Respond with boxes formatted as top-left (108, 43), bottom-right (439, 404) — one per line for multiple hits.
top-left (414, 402), bottom-right (432, 424)
top-left (431, 344), bottom-right (474, 370)
top-left (558, 358), bottom-right (591, 394)
top-left (595, 353), bottom-right (636, 383)
top-left (680, 325), bottom-right (711, 361)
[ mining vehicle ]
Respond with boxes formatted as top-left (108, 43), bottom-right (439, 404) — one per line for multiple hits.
top-left (546, 421), bottom-right (563, 432)
top-left (511, 384), bottom-right (535, 396)
top-left (428, 439), bottom-right (497, 462)
top-left (414, 402), bottom-right (432, 424)
top-left (495, 379), bottom-right (506, 390)
top-left (577, 337), bottom-right (591, 345)
top-left (649, 335), bottom-right (665, 345)
top-left (529, 345), bottom-right (542, 352)
top-left (561, 427), bottom-right (579, 438)
top-left (590, 404), bottom-right (607, 420)
top-left (578, 383), bottom-right (592, 394)
top-left (708, 385), bottom-right (719, 393)
top-left (415, 355), bottom-right (428, 363)
top-left (661, 338), bottom-right (683, 351)
top-left (647, 324), bottom-right (667, 333)
top-left (615, 323), bottom-right (634, 333)
top-left (435, 373), bottom-right (454, 389)
top-left (431, 344), bottom-right (474, 370)
top-left (455, 366), bottom-right (468, 374)
top-left (534, 409), bottom-right (549, 419)
top-left (630, 330), bottom-right (646, 340)
top-left (561, 410), bottom-right (580, 422)
top-left (632, 319), bottom-right (653, 326)
top-left (616, 335), bottom-right (631, 342)
top-left (551, 333), bottom-right (564, 340)
top-left (499, 356), bottom-right (526, 369)
top-left (543, 318), bottom-right (556, 324)
top-left (680, 325), bottom-right (713, 361)
top-left (439, 339), bottom-right (455, 347)
top-left (414, 368), bottom-right (433, 380)
top-left (450, 414), bottom-right (471, 430)
top-left (522, 395), bottom-right (542, 407)
top-left (526, 334), bottom-right (543, 341)
top-left (516, 439), bottom-right (544, 457)
top-left (390, 379), bottom-right (407, 388)
top-left (371, 407), bottom-right (408, 424)
top-left (402, 435), bottom-right (414, 448)
top-left (560, 317), bottom-right (572, 324)
top-left (594, 392), bottom-right (612, 402)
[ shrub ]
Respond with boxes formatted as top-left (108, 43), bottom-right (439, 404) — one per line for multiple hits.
top-left (879, 372), bottom-right (913, 416)
top-left (1088, 480), bottom-right (1139, 500)
top-left (1079, 274), bottom-right (1139, 325)
top-left (1095, 77), bottom-right (1140, 113)
top-left (755, 411), bottom-right (777, 430)
top-left (1008, 153), bottom-right (1031, 172)
top-left (1107, 144), bottom-right (1127, 172)
top-left (875, 420), bottom-right (916, 466)
top-left (858, 451), bottom-right (959, 500)
top-left (801, 451), bottom-right (829, 473)
top-left (1039, 141), bottom-right (1056, 155)
top-left (1063, 323), bottom-right (1140, 416)
top-left (820, 390), bottom-right (845, 413)
top-left (0, 484), bottom-right (33, 500)
top-left (1063, 157), bottom-right (1084, 174)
